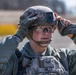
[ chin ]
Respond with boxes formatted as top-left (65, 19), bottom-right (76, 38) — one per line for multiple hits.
top-left (40, 44), bottom-right (49, 47)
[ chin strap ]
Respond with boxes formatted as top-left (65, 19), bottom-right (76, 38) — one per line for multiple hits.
top-left (27, 28), bottom-right (52, 47)
top-left (32, 39), bottom-right (51, 47)
top-left (71, 34), bottom-right (76, 44)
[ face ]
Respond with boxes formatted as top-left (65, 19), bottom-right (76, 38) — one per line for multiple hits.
top-left (32, 26), bottom-right (54, 47)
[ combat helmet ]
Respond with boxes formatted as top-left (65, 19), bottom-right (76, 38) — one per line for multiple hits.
top-left (19, 5), bottom-right (56, 35)
top-left (19, 6), bottom-right (57, 46)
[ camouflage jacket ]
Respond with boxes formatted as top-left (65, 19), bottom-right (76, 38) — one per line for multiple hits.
top-left (0, 36), bottom-right (76, 75)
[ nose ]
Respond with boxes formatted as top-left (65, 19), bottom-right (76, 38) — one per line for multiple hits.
top-left (43, 28), bottom-right (49, 33)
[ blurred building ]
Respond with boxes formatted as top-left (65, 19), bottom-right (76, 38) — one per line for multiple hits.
top-left (0, 0), bottom-right (66, 14)
top-left (46, 0), bottom-right (66, 14)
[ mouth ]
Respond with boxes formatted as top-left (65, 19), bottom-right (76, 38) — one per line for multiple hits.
top-left (41, 38), bottom-right (51, 43)
top-left (41, 38), bottom-right (50, 40)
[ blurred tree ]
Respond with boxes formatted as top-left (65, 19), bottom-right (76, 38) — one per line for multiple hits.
top-left (0, 0), bottom-right (19, 10)
top-left (0, 0), bottom-right (66, 14)
top-left (47, 0), bottom-right (66, 14)
top-left (18, 0), bottom-right (48, 10)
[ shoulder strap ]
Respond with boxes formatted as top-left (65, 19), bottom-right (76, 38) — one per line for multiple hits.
top-left (15, 48), bottom-right (24, 74)
top-left (54, 48), bottom-right (69, 71)
top-left (15, 49), bottom-right (24, 62)
top-left (15, 49), bottom-right (32, 68)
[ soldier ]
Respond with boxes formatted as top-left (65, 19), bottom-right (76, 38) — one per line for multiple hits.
top-left (0, 5), bottom-right (76, 75)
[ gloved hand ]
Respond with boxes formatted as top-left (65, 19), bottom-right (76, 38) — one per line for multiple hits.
top-left (58, 19), bottom-right (76, 44)
top-left (14, 13), bottom-right (38, 41)
top-left (57, 19), bottom-right (71, 36)
top-left (54, 12), bottom-right (71, 36)
top-left (57, 19), bottom-right (76, 37)
top-left (53, 12), bottom-right (76, 44)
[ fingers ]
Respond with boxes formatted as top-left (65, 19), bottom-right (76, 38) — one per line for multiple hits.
top-left (27, 12), bottom-right (37, 18)
top-left (54, 12), bottom-right (71, 26)
top-left (23, 14), bottom-right (38, 28)
top-left (27, 12), bottom-right (38, 21)
top-left (61, 19), bottom-right (71, 26)
top-left (19, 14), bottom-right (38, 29)
top-left (28, 16), bottom-right (38, 22)
top-left (54, 12), bottom-right (62, 20)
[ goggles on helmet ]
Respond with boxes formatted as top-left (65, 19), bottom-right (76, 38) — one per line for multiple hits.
top-left (30, 12), bottom-right (57, 27)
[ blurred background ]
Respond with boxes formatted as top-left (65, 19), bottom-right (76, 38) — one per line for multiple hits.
top-left (0, 0), bottom-right (76, 49)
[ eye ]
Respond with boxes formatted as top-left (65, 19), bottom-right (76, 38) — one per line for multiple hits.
top-left (36, 28), bottom-right (43, 32)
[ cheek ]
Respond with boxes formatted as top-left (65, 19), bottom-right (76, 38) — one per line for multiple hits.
top-left (32, 32), bottom-right (42, 41)
top-left (33, 32), bottom-right (53, 41)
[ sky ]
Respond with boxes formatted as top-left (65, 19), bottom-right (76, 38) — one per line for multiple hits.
top-left (61, 0), bottom-right (76, 14)
top-left (63, 0), bottom-right (76, 7)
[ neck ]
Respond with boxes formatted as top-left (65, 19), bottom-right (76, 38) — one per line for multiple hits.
top-left (30, 40), bottom-right (46, 54)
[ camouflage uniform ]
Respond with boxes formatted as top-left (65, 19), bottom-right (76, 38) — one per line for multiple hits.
top-left (0, 36), bottom-right (76, 75)
top-left (0, 5), bottom-right (76, 75)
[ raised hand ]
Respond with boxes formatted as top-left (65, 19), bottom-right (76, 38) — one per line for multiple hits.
top-left (14, 13), bottom-right (38, 41)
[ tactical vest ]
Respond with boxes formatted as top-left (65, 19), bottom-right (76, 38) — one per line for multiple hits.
top-left (21, 55), bottom-right (69, 75)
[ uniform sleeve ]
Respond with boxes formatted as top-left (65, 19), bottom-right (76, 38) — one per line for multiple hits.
top-left (0, 35), bottom-right (20, 64)
top-left (67, 49), bottom-right (76, 75)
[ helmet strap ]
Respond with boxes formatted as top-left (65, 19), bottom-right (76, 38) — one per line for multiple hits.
top-left (34, 40), bottom-right (51, 47)
top-left (27, 26), bottom-right (52, 47)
